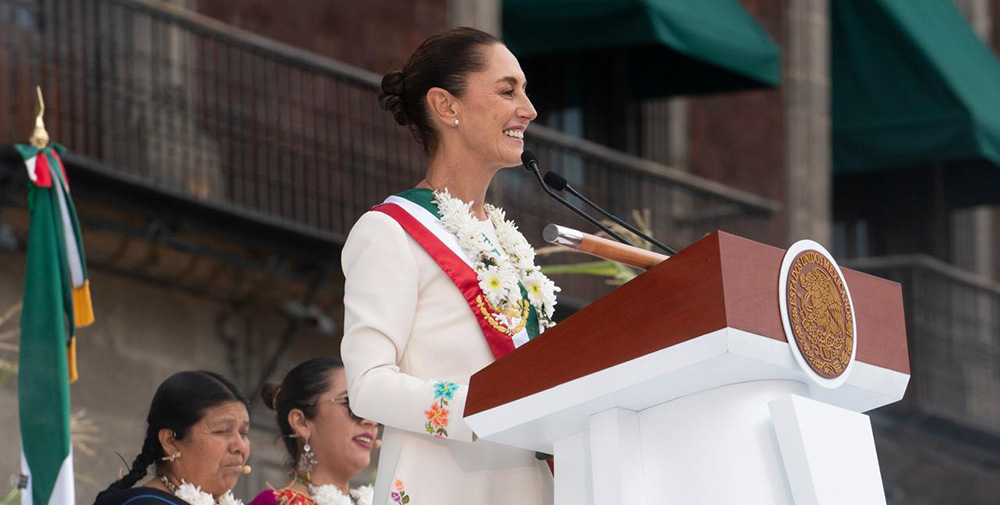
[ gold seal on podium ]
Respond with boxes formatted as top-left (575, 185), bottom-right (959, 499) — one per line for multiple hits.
top-left (779, 240), bottom-right (858, 387)
top-left (785, 250), bottom-right (855, 379)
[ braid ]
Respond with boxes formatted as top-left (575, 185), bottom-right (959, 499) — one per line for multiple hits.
top-left (95, 436), bottom-right (159, 501)
top-left (96, 371), bottom-right (250, 501)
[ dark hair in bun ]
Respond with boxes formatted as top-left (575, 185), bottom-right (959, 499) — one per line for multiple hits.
top-left (379, 27), bottom-right (502, 154)
top-left (261, 357), bottom-right (345, 465)
top-left (380, 71), bottom-right (408, 126)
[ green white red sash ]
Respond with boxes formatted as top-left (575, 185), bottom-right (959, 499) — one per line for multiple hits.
top-left (373, 194), bottom-right (534, 359)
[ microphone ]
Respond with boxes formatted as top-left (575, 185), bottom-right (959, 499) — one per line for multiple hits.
top-left (521, 152), bottom-right (635, 247)
top-left (543, 171), bottom-right (677, 255)
top-left (242, 465), bottom-right (252, 474)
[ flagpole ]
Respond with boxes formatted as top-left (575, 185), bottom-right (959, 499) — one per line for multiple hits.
top-left (29, 86), bottom-right (49, 149)
top-left (17, 84), bottom-right (83, 505)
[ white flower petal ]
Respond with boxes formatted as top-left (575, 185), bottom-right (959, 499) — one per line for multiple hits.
top-left (434, 191), bottom-right (558, 323)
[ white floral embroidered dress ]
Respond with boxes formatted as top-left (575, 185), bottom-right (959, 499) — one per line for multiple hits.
top-left (341, 189), bottom-right (553, 505)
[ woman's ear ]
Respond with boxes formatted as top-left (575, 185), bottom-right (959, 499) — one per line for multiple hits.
top-left (288, 408), bottom-right (311, 441)
top-left (426, 87), bottom-right (459, 126)
top-left (158, 428), bottom-right (178, 457)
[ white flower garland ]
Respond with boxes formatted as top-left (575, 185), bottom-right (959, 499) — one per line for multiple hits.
top-left (308, 483), bottom-right (373, 505)
top-left (173, 482), bottom-right (243, 505)
top-left (433, 189), bottom-right (559, 330)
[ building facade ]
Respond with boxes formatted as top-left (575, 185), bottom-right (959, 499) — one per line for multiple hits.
top-left (1, 0), bottom-right (998, 504)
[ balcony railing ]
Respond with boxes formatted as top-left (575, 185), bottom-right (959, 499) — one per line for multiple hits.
top-left (1, 0), bottom-right (778, 301)
top-left (845, 255), bottom-right (1000, 437)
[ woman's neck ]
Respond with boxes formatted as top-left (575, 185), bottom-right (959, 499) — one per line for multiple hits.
top-left (421, 148), bottom-right (499, 221)
top-left (298, 469), bottom-right (351, 496)
top-left (144, 475), bottom-right (172, 494)
top-left (146, 474), bottom-right (226, 500)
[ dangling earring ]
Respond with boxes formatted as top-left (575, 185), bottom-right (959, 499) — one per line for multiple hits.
top-left (453, 119), bottom-right (459, 127)
top-left (297, 441), bottom-right (317, 482)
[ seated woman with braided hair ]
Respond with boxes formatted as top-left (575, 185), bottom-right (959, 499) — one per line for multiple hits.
top-left (93, 371), bottom-right (251, 505)
top-left (249, 358), bottom-right (379, 505)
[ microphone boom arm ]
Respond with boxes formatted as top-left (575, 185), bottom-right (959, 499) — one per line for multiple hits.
top-left (526, 163), bottom-right (636, 247)
top-left (563, 184), bottom-right (677, 255)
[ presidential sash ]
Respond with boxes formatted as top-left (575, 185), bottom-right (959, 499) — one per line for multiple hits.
top-left (372, 191), bottom-right (538, 360)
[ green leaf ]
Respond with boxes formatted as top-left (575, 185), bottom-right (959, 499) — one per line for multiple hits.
top-left (74, 473), bottom-right (97, 485)
top-left (542, 261), bottom-right (637, 279)
top-left (0, 488), bottom-right (20, 505)
top-left (402, 496), bottom-right (410, 504)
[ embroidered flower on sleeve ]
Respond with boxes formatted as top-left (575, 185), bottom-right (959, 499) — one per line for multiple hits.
top-left (390, 480), bottom-right (410, 504)
top-left (433, 381), bottom-right (459, 400)
top-left (424, 381), bottom-right (459, 438)
top-left (424, 402), bottom-right (449, 429)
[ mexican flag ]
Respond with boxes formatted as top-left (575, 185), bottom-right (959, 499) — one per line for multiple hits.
top-left (14, 143), bottom-right (94, 505)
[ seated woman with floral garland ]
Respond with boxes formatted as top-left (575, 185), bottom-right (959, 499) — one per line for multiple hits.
top-left (93, 371), bottom-right (251, 505)
top-left (249, 358), bottom-right (379, 505)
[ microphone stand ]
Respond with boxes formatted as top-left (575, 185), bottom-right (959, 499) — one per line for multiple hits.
top-left (524, 161), bottom-right (636, 247)
top-left (561, 184), bottom-right (677, 255)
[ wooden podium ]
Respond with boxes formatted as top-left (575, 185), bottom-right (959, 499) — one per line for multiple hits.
top-left (464, 232), bottom-right (909, 505)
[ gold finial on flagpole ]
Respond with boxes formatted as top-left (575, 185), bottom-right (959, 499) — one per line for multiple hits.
top-left (29, 85), bottom-right (50, 149)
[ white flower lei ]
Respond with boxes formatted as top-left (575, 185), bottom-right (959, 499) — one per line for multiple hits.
top-left (433, 189), bottom-right (559, 329)
top-left (174, 482), bottom-right (243, 505)
top-left (308, 483), bottom-right (373, 505)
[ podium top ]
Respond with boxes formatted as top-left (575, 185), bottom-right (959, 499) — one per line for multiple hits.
top-left (466, 231), bottom-right (908, 418)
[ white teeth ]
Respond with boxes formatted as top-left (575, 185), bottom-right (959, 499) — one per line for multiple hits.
top-left (503, 129), bottom-right (524, 139)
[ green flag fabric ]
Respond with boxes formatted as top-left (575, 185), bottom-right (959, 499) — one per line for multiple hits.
top-left (14, 142), bottom-right (92, 505)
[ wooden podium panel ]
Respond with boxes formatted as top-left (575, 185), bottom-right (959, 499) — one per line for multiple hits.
top-left (463, 231), bottom-right (909, 505)
top-left (465, 231), bottom-right (908, 419)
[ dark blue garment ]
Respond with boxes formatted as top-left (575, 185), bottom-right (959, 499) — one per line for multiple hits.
top-left (94, 487), bottom-right (189, 505)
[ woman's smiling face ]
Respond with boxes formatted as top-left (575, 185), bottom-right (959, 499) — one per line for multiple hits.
top-left (303, 368), bottom-right (378, 480)
top-left (451, 43), bottom-right (537, 169)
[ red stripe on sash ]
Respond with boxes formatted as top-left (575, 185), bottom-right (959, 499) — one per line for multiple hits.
top-left (373, 203), bottom-right (516, 360)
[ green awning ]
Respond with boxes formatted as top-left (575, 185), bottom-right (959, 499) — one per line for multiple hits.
top-left (833, 0), bottom-right (1000, 175)
top-left (503, 0), bottom-right (781, 97)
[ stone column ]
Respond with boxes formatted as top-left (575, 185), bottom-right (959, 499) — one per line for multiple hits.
top-left (951, 0), bottom-right (997, 428)
top-left (641, 98), bottom-right (688, 169)
top-left (785, 0), bottom-right (831, 246)
top-left (951, 0), bottom-right (994, 280)
top-left (448, 0), bottom-right (501, 35)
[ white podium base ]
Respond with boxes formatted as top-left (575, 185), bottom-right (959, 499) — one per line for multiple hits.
top-left (553, 380), bottom-right (887, 505)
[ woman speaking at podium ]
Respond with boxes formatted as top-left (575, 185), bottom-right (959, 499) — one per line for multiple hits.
top-left (340, 27), bottom-right (557, 505)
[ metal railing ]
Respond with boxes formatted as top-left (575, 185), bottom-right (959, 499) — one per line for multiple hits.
top-left (845, 255), bottom-right (1000, 437)
top-left (1, 0), bottom-right (778, 300)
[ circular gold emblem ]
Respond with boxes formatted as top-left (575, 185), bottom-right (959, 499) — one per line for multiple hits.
top-left (785, 250), bottom-right (854, 379)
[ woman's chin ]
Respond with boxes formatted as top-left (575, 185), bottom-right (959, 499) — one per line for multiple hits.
top-left (348, 454), bottom-right (372, 475)
top-left (202, 484), bottom-right (233, 498)
top-left (213, 474), bottom-right (241, 493)
top-left (500, 150), bottom-right (524, 168)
